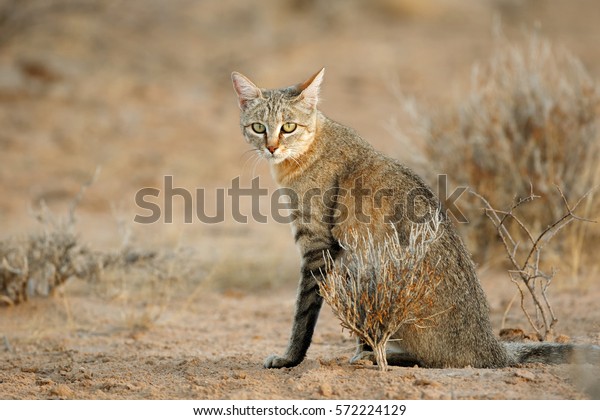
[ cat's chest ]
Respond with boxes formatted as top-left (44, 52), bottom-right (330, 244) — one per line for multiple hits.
top-left (276, 177), bottom-right (334, 226)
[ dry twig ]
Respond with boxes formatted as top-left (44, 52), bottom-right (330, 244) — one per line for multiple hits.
top-left (472, 187), bottom-right (595, 340)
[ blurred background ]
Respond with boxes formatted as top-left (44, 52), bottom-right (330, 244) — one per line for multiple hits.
top-left (2, 1), bottom-right (600, 400)
top-left (1, 0), bottom-right (599, 290)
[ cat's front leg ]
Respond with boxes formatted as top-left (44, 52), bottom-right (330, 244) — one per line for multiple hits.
top-left (264, 233), bottom-right (339, 368)
top-left (264, 271), bottom-right (323, 368)
top-left (265, 264), bottom-right (323, 368)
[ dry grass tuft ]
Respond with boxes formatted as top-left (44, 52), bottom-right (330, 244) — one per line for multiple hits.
top-left (397, 34), bottom-right (600, 274)
top-left (319, 213), bottom-right (444, 371)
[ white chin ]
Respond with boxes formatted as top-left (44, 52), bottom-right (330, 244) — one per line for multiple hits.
top-left (265, 153), bottom-right (288, 164)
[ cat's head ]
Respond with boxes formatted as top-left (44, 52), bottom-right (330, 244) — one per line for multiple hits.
top-left (231, 69), bottom-right (324, 164)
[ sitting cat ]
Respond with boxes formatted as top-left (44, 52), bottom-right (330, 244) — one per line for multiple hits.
top-left (231, 68), bottom-right (599, 368)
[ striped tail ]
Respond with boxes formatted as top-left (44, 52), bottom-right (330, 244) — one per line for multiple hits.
top-left (505, 342), bottom-right (600, 365)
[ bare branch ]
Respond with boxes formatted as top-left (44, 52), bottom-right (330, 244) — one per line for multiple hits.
top-left (472, 188), bottom-right (594, 340)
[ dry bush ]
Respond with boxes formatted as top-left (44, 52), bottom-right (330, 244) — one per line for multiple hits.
top-left (0, 214), bottom-right (205, 338)
top-left (319, 213), bottom-right (444, 371)
top-left (0, 169), bottom-right (102, 305)
top-left (0, 170), bottom-right (205, 325)
top-left (0, 202), bottom-right (205, 333)
top-left (397, 34), bottom-right (600, 273)
top-left (0, 211), bottom-right (101, 305)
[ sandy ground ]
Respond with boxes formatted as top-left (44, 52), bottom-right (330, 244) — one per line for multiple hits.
top-left (1, 0), bottom-right (600, 400)
top-left (1, 270), bottom-right (600, 400)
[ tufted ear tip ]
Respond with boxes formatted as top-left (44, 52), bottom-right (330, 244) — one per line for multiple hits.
top-left (231, 71), bottom-right (262, 110)
top-left (297, 68), bottom-right (325, 109)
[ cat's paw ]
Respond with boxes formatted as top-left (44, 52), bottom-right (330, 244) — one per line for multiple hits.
top-left (264, 354), bottom-right (299, 369)
top-left (349, 350), bottom-right (375, 364)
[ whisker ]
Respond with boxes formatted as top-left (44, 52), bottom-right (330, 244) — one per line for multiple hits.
top-left (240, 148), bottom-right (256, 159)
top-left (241, 152), bottom-right (258, 176)
top-left (241, 148), bottom-right (266, 177)
top-left (288, 150), bottom-right (304, 169)
top-left (251, 154), bottom-right (264, 178)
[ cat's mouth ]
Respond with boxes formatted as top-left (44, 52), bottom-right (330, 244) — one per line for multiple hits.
top-left (262, 147), bottom-right (290, 164)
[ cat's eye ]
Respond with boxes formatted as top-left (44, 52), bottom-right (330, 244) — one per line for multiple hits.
top-left (281, 123), bottom-right (297, 134)
top-left (251, 123), bottom-right (266, 134)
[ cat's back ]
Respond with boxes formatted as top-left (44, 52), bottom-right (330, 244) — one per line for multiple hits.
top-left (318, 114), bottom-right (434, 197)
top-left (317, 113), bottom-right (376, 164)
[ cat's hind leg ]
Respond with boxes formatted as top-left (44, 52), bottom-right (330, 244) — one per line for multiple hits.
top-left (350, 338), bottom-right (375, 364)
top-left (350, 339), bottom-right (422, 367)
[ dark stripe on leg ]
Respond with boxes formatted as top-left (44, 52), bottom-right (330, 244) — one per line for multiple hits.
top-left (294, 227), bottom-right (312, 243)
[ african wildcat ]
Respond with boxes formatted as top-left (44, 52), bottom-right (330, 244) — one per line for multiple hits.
top-left (231, 68), bottom-right (599, 368)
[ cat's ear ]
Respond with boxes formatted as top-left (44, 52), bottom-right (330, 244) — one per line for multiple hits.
top-left (231, 72), bottom-right (262, 110)
top-left (297, 68), bottom-right (324, 109)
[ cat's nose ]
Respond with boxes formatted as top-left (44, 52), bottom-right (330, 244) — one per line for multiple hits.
top-left (267, 145), bottom-right (278, 154)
